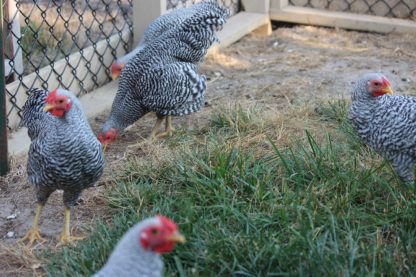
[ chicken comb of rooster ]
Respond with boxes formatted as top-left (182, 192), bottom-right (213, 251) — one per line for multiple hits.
top-left (381, 76), bottom-right (391, 87)
top-left (157, 215), bottom-right (177, 232)
top-left (112, 63), bottom-right (122, 72)
top-left (45, 88), bottom-right (59, 103)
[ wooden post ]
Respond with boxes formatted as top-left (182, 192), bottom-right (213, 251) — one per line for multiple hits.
top-left (241, 0), bottom-right (270, 13)
top-left (133, 0), bottom-right (167, 46)
top-left (3, 0), bottom-right (23, 81)
top-left (270, 0), bottom-right (289, 10)
top-left (241, 0), bottom-right (272, 36)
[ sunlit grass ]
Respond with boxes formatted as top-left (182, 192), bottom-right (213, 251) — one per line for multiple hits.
top-left (45, 103), bottom-right (416, 276)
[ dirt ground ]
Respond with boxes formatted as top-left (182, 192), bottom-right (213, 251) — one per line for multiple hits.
top-left (1, 25), bottom-right (416, 276)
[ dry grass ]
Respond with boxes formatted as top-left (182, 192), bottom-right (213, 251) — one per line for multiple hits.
top-left (1, 25), bottom-right (416, 276)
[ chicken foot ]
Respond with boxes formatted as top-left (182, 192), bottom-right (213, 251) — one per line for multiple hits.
top-left (19, 204), bottom-right (46, 246)
top-left (149, 115), bottom-right (175, 139)
top-left (57, 207), bottom-right (84, 246)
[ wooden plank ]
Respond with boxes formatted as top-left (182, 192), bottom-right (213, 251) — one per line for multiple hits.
top-left (208, 12), bottom-right (270, 55)
top-left (133, 0), bottom-right (167, 46)
top-left (270, 6), bottom-right (416, 33)
top-left (241, 0), bottom-right (270, 13)
top-left (270, 0), bottom-right (289, 10)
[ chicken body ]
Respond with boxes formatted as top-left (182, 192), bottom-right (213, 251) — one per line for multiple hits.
top-left (349, 73), bottom-right (416, 183)
top-left (112, 1), bottom-right (225, 79)
top-left (20, 88), bottom-right (104, 245)
top-left (100, 1), bottom-right (229, 146)
top-left (94, 216), bottom-right (185, 277)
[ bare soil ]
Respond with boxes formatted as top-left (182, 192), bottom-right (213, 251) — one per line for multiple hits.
top-left (1, 25), bottom-right (416, 276)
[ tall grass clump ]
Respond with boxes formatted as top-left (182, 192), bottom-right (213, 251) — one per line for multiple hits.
top-left (45, 104), bottom-right (416, 276)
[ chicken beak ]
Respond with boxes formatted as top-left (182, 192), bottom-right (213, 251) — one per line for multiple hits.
top-left (166, 232), bottom-right (186, 244)
top-left (102, 143), bottom-right (108, 152)
top-left (43, 104), bottom-right (54, 112)
top-left (382, 86), bottom-right (393, 94)
top-left (111, 73), bottom-right (119, 81)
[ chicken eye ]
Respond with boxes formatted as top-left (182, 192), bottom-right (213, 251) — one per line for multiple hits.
top-left (373, 81), bottom-right (381, 86)
top-left (151, 228), bottom-right (159, 235)
top-left (58, 99), bottom-right (64, 104)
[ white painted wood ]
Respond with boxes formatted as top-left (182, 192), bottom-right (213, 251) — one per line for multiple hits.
top-left (133, 0), bottom-right (167, 46)
top-left (208, 12), bottom-right (270, 55)
top-left (270, 6), bottom-right (416, 33)
top-left (270, 0), bottom-right (289, 10)
top-left (241, 0), bottom-right (270, 13)
top-left (4, 59), bottom-right (12, 77)
top-left (8, 0), bottom-right (23, 76)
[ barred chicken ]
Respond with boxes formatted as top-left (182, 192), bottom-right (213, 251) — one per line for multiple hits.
top-left (348, 73), bottom-right (416, 183)
top-left (99, 1), bottom-right (229, 148)
top-left (94, 215), bottom-right (185, 277)
top-left (20, 88), bottom-right (104, 245)
top-left (111, 1), bottom-right (224, 80)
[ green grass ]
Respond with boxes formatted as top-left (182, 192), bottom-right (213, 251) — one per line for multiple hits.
top-left (45, 103), bottom-right (416, 276)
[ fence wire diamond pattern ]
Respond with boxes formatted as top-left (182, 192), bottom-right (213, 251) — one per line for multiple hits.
top-left (3, 0), bottom-right (133, 130)
top-left (289, 0), bottom-right (416, 19)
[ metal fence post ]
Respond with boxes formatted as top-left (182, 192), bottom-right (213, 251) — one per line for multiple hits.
top-left (0, 1), bottom-right (8, 176)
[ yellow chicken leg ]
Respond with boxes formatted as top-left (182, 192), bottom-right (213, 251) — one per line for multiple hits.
top-left (19, 204), bottom-right (45, 246)
top-left (156, 116), bottom-right (175, 138)
top-left (149, 116), bottom-right (165, 139)
top-left (57, 207), bottom-right (84, 246)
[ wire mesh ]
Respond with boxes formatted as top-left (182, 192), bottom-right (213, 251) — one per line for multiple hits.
top-left (167, 0), bottom-right (240, 16)
top-left (289, 0), bottom-right (416, 19)
top-left (2, 0), bottom-right (239, 130)
top-left (3, 0), bottom-right (133, 130)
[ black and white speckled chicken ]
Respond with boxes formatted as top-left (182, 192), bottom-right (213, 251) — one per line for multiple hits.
top-left (99, 1), bottom-right (229, 148)
top-left (20, 88), bottom-right (104, 245)
top-left (111, 1), bottom-right (225, 80)
top-left (348, 73), bottom-right (416, 183)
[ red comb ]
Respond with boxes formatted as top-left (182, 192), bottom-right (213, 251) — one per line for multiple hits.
top-left (381, 76), bottom-right (390, 87)
top-left (45, 88), bottom-right (58, 103)
top-left (112, 63), bottom-right (122, 72)
top-left (158, 215), bottom-right (177, 232)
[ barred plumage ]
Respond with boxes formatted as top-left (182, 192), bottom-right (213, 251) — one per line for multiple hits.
top-left (349, 73), bottom-right (416, 183)
top-left (100, 1), bottom-right (229, 146)
top-left (20, 88), bottom-right (105, 245)
top-left (112, 1), bottom-right (227, 79)
top-left (20, 88), bottom-right (50, 140)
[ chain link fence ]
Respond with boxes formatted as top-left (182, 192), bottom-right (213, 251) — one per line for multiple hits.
top-left (3, 0), bottom-right (240, 130)
top-left (3, 0), bottom-right (133, 130)
top-left (289, 0), bottom-right (416, 19)
top-left (167, 0), bottom-right (240, 16)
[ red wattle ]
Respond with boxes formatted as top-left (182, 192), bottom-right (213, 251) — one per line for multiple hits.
top-left (372, 91), bottom-right (384, 97)
top-left (50, 109), bottom-right (66, 117)
top-left (154, 241), bottom-right (175, 254)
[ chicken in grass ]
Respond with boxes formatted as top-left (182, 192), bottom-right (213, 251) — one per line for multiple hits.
top-left (99, 1), bottom-right (229, 148)
top-left (111, 1), bottom-right (224, 80)
top-left (19, 88), bottom-right (104, 245)
top-left (348, 73), bottom-right (416, 183)
top-left (94, 215), bottom-right (185, 277)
